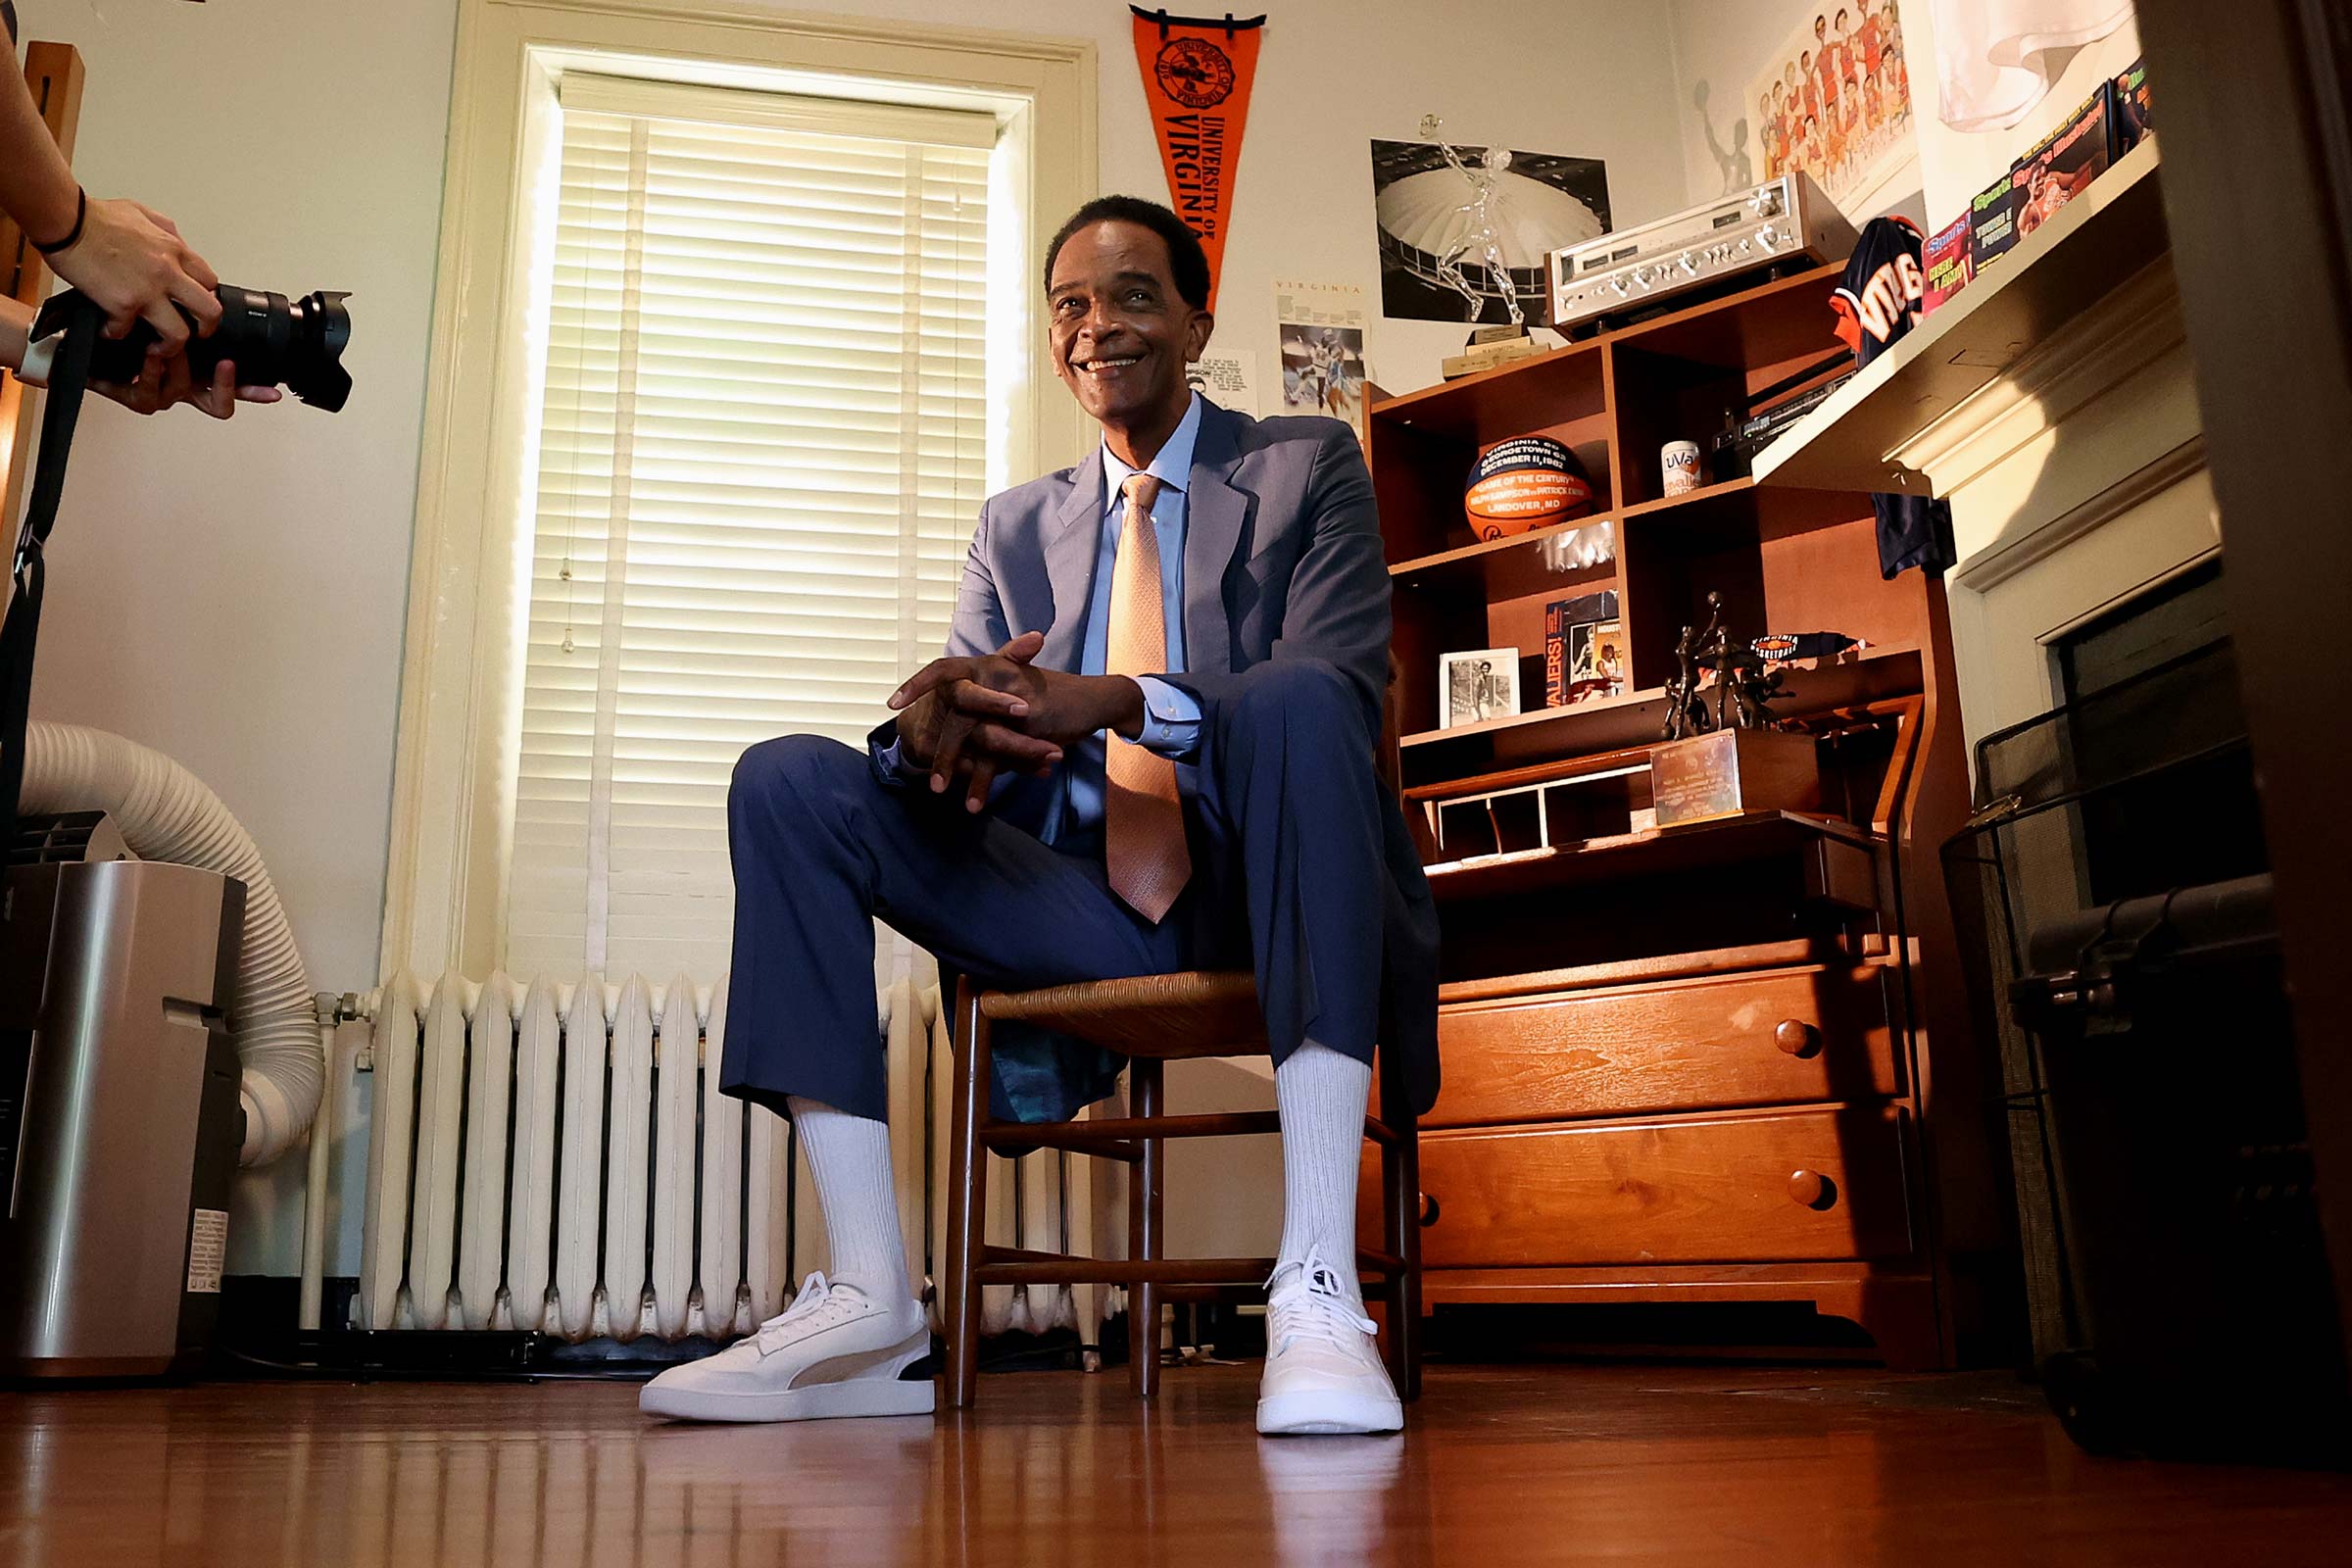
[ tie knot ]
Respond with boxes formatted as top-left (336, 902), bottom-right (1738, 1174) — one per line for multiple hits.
top-left (1121, 472), bottom-right (1162, 514)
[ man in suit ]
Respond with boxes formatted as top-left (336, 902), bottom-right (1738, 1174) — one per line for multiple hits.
top-left (641, 196), bottom-right (1438, 1436)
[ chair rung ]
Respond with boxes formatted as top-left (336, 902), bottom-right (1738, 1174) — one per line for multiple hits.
top-left (982, 1245), bottom-right (1080, 1267)
top-left (980, 1110), bottom-right (1408, 1155)
top-left (977, 1255), bottom-right (1280, 1288)
top-left (980, 1122), bottom-right (1143, 1161)
top-left (972, 1250), bottom-right (1411, 1287)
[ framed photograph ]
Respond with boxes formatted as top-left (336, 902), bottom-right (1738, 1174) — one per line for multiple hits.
top-left (1563, 618), bottom-right (1629, 705)
top-left (1369, 138), bottom-right (1610, 326)
top-left (1440, 649), bottom-right (1520, 729)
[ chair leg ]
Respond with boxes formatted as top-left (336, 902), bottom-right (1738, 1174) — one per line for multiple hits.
top-left (945, 979), bottom-right (990, 1409)
top-left (1128, 1056), bottom-right (1165, 1398)
top-left (1378, 1047), bottom-right (1423, 1402)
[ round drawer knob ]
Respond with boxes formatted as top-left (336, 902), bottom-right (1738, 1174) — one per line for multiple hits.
top-left (1774, 1019), bottom-right (1821, 1057)
top-left (1788, 1169), bottom-right (1837, 1209)
top-left (1418, 1192), bottom-right (1441, 1228)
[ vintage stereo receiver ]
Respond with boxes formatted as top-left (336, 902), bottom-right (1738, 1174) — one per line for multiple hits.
top-left (1548, 172), bottom-right (1857, 335)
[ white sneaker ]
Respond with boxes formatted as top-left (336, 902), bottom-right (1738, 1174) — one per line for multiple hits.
top-left (1255, 1250), bottom-right (1404, 1436)
top-left (639, 1273), bottom-right (934, 1423)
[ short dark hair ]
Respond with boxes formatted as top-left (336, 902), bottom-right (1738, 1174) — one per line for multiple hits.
top-left (1042, 196), bottom-right (1212, 311)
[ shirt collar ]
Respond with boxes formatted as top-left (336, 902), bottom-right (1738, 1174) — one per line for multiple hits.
top-left (1100, 391), bottom-right (1202, 511)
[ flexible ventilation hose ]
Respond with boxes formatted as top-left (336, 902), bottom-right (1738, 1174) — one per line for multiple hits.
top-left (18, 720), bottom-right (318, 1166)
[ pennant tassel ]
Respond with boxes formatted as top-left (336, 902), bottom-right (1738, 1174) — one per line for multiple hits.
top-left (1129, 9), bottom-right (1265, 314)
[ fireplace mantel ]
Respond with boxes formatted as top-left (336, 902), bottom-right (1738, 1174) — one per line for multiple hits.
top-left (1755, 141), bottom-right (2219, 755)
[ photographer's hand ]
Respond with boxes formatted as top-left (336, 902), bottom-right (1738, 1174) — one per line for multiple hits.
top-left (47, 199), bottom-right (224, 353)
top-left (0, 46), bottom-right (221, 354)
top-left (0, 296), bottom-right (278, 417)
top-left (95, 351), bottom-right (282, 420)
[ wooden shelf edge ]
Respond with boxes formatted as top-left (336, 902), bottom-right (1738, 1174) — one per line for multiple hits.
top-left (1417, 1261), bottom-right (1932, 1293)
top-left (1618, 475), bottom-right (1755, 518)
top-left (1413, 1100), bottom-right (1903, 1146)
top-left (1369, 334), bottom-right (1603, 420)
top-left (1389, 511), bottom-right (1621, 579)
top-left (1422, 809), bottom-right (1883, 903)
top-left (1399, 641), bottom-right (1925, 754)
top-left (1401, 680), bottom-right (1661, 749)
top-left (1599, 258), bottom-right (1850, 351)
top-left (1391, 474), bottom-right (1883, 583)
top-left (1436, 935), bottom-right (1891, 1006)
top-left (1751, 138), bottom-right (2166, 495)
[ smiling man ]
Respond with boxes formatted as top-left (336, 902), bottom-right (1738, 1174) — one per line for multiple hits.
top-left (640, 195), bottom-right (1437, 1437)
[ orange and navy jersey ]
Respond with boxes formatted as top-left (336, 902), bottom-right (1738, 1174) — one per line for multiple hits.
top-left (1830, 216), bottom-right (1927, 360)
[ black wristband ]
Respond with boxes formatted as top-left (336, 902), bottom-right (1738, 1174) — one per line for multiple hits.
top-left (30, 186), bottom-right (85, 257)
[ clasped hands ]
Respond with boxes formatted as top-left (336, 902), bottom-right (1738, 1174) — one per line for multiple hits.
top-left (887, 630), bottom-right (1148, 812)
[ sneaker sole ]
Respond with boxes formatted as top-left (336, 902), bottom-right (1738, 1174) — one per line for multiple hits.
top-left (641, 1374), bottom-right (936, 1424)
top-left (1255, 1389), bottom-right (1404, 1436)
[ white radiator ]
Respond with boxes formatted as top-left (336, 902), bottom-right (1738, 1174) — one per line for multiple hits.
top-left (357, 957), bottom-right (1127, 1347)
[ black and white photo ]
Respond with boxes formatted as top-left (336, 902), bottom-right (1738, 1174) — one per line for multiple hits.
top-left (1440, 648), bottom-right (1521, 728)
top-left (1369, 137), bottom-right (1610, 325)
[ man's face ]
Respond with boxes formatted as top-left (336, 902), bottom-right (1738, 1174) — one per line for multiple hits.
top-left (1047, 220), bottom-right (1211, 432)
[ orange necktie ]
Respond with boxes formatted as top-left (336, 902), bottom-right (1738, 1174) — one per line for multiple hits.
top-left (1103, 473), bottom-right (1192, 923)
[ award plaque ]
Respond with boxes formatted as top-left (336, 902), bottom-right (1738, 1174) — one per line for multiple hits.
top-left (1649, 727), bottom-right (1823, 827)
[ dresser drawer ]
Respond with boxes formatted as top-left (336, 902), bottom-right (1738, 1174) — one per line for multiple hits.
top-left (1375, 1106), bottom-right (1913, 1266)
top-left (1429, 964), bottom-right (1897, 1126)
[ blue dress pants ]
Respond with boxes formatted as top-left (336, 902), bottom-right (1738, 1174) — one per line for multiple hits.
top-left (717, 659), bottom-right (1387, 1122)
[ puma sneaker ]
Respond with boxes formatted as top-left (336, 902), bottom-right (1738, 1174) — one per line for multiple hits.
top-left (1255, 1250), bottom-right (1404, 1436)
top-left (640, 1273), bottom-right (934, 1423)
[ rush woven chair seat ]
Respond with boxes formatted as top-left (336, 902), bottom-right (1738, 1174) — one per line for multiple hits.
top-left (942, 969), bottom-right (1424, 1404)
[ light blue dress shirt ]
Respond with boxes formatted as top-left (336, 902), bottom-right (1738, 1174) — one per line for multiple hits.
top-left (887, 394), bottom-right (1205, 846)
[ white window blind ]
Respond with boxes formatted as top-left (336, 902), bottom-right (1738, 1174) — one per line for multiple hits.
top-left (506, 76), bottom-right (994, 981)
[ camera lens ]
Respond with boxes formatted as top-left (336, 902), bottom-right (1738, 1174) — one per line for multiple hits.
top-left (186, 287), bottom-right (353, 412)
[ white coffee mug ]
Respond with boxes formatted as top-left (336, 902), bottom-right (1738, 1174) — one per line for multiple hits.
top-left (1661, 440), bottom-right (1701, 497)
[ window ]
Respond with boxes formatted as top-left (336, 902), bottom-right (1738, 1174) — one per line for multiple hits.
top-left (381, 6), bottom-right (1090, 982)
top-left (504, 77), bottom-right (992, 980)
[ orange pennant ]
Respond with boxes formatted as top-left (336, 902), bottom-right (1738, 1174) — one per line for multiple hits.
top-left (1129, 8), bottom-right (1264, 314)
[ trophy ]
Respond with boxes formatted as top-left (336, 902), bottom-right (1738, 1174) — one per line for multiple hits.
top-left (1421, 114), bottom-right (1527, 334)
top-left (1649, 593), bottom-right (1824, 827)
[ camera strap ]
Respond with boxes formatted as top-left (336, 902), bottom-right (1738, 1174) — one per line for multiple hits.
top-left (0, 292), bottom-right (101, 861)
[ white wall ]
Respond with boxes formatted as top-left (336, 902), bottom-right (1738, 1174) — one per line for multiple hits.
top-left (1670, 0), bottom-right (2143, 230)
top-left (21, 0), bottom-right (1685, 1276)
top-left (18, 1), bottom-right (460, 1276)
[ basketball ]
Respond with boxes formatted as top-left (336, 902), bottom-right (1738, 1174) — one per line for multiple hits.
top-left (1464, 436), bottom-right (1594, 539)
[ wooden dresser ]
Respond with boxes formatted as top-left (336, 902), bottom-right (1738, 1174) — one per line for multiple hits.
top-left (1356, 269), bottom-right (1997, 1368)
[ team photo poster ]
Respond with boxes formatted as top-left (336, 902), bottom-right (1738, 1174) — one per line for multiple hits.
top-left (1747, 1), bottom-right (1917, 215)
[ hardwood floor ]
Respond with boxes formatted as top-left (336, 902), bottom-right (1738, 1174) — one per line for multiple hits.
top-left (5, 1362), bottom-right (2350, 1566)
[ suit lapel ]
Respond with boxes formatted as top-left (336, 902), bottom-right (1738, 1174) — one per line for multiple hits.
top-left (1040, 458), bottom-right (1104, 674)
top-left (1183, 403), bottom-right (1250, 677)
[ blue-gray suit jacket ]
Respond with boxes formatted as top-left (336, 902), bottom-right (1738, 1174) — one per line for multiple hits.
top-left (872, 401), bottom-right (1440, 1121)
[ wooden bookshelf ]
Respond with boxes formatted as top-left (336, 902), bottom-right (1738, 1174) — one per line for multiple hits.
top-left (1363, 267), bottom-right (1992, 1370)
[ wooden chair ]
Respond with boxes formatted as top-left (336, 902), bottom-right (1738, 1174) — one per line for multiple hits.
top-left (942, 969), bottom-right (1424, 1404)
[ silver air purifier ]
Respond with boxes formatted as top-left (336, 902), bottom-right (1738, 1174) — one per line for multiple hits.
top-left (1, 815), bottom-right (245, 1378)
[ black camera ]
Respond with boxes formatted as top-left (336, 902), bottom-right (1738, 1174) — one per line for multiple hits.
top-left (32, 284), bottom-right (353, 412)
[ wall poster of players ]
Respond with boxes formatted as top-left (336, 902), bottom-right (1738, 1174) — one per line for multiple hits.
top-left (1746, 1), bottom-right (1917, 216)
top-left (1274, 279), bottom-right (1370, 445)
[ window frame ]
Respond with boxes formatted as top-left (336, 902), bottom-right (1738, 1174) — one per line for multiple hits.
top-left (382, 0), bottom-right (1096, 979)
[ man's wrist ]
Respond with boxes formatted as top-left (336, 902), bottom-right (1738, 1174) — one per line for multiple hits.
top-left (1103, 674), bottom-right (1148, 741)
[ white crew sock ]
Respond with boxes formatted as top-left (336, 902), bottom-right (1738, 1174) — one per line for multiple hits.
top-left (1274, 1040), bottom-right (1376, 1306)
top-left (786, 1096), bottom-right (919, 1321)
